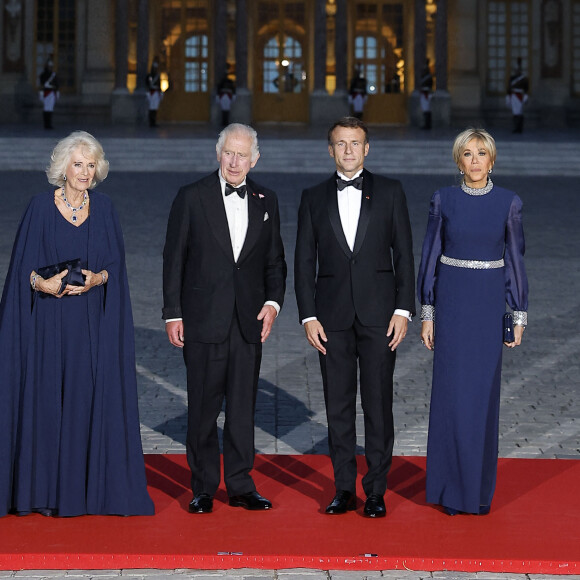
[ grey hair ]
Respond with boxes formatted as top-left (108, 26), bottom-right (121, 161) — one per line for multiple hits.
top-left (216, 123), bottom-right (260, 161)
top-left (46, 131), bottom-right (109, 188)
top-left (452, 127), bottom-right (497, 168)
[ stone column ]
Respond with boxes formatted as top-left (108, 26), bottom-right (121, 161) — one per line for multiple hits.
top-left (334, 0), bottom-right (347, 94)
top-left (82, 0), bottom-right (115, 117)
top-left (114, 0), bottom-right (129, 91)
top-left (413, 0), bottom-right (426, 92)
top-left (311, 0), bottom-right (347, 124)
top-left (136, 0), bottom-right (149, 91)
top-left (433, 0), bottom-right (451, 126)
top-left (232, 0), bottom-right (251, 123)
top-left (410, 0), bottom-right (427, 126)
top-left (435, 0), bottom-right (447, 91)
top-left (313, 0), bottom-right (327, 92)
top-left (134, 0), bottom-right (149, 124)
top-left (212, 0), bottom-right (228, 125)
top-left (112, 0), bottom-right (137, 122)
top-left (214, 0), bottom-right (227, 84)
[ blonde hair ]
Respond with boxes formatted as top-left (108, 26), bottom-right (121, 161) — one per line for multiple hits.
top-left (46, 131), bottom-right (109, 188)
top-left (452, 128), bottom-right (497, 169)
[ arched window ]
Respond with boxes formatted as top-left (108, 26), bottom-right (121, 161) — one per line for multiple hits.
top-left (353, 2), bottom-right (405, 95)
top-left (263, 35), bottom-right (304, 94)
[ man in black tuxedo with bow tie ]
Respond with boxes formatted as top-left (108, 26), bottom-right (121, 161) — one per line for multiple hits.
top-left (294, 117), bottom-right (415, 517)
top-left (163, 124), bottom-right (286, 513)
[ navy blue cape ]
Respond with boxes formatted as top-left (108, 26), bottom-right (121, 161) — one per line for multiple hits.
top-left (0, 191), bottom-right (154, 516)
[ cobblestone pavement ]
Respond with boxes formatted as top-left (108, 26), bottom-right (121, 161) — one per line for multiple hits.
top-left (0, 125), bottom-right (578, 580)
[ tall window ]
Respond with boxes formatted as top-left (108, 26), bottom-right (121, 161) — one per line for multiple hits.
top-left (487, 1), bottom-right (530, 95)
top-left (160, 0), bottom-right (209, 94)
top-left (573, 1), bottom-right (580, 95)
top-left (36, 0), bottom-right (76, 91)
top-left (263, 35), bottom-right (304, 93)
top-left (185, 35), bottom-right (209, 92)
top-left (353, 1), bottom-right (405, 95)
top-left (256, 0), bottom-right (307, 95)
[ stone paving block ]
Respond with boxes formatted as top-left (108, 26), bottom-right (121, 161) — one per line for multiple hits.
top-left (328, 570), bottom-right (385, 579)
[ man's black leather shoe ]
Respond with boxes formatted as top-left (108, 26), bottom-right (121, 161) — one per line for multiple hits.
top-left (229, 491), bottom-right (272, 510)
top-left (189, 493), bottom-right (213, 514)
top-left (325, 490), bottom-right (356, 514)
top-left (364, 494), bottom-right (386, 518)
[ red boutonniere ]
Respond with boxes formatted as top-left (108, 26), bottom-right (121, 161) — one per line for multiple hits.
top-left (365, 195), bottom-right (370, 200)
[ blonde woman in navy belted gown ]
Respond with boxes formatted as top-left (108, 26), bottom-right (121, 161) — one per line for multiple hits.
top-left (417, 128), bottom-right (528, 515)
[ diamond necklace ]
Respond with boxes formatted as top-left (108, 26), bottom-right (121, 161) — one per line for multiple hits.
top-left (461, 178), bottom-right (494, 196)
top-left (61, 187), bottom-right (88, 222)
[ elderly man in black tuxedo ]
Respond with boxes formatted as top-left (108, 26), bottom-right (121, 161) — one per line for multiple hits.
top-left (163, 124), bottom-right (286, 513)
top-left (294, 117), bottom-right (415, 517)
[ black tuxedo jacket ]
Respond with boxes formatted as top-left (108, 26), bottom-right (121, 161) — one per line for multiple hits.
top-left (294, 169), bottom-right (415, 331)
top-left (163, 171), bottom-right (286, 344)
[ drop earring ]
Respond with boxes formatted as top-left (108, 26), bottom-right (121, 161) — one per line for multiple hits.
top-left (488, 168), bottom-right (493, 174)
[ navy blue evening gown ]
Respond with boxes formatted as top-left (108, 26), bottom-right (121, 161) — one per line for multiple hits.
top-left (417, 183), bottom-right (528, 514)
top-left (0, 193), bottom-right (154, 517)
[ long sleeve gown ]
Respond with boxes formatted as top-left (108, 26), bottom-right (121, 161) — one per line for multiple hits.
top-left (416, 182), bottom-right (528, 514)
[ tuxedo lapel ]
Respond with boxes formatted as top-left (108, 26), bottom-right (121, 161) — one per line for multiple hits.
top-left (326, 176), bottom-right (352, 258)
top-left (352, 169), bottom-right (373, 256)
top-left (200, 172), bottom-right (235, 262)
top-left (237, 184), bottom-right (264, 263)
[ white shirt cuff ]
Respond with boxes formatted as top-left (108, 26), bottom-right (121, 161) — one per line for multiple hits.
top-left (394, 309), bottom-right (412, 321)
top-left (265, 301), bottom-right (281, 316)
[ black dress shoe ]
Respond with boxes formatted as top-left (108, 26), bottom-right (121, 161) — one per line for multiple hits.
top-left (364, 494), bottom-right (386, 518)
top-left (325, 490), bottom-right (356, 514)
top-left (229, 491), bottom-right (272, 510)
top-left (443, 506), bottom-right (460, 516)
top-left (189, 493), bottom-right (213, 514)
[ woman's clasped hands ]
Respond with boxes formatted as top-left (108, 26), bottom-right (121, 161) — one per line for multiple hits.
top-left (33, 269), bottom-right (106, 297)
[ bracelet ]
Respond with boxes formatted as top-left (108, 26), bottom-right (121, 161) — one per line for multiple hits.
top-left (101, 272), bottom-right (107, 285)
top-left (420, 304), bottom-right (435, 322)
top-left (31, 273), bottom-right (38, 291)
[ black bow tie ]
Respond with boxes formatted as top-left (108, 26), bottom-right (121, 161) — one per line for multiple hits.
top-left (337, 175), bottom-right (363, 191)
top-left (225, 183), bottom-right (247, 198)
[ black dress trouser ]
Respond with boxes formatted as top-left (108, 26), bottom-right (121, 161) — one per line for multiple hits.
top-left (183, 311), bottom-right (262, 497)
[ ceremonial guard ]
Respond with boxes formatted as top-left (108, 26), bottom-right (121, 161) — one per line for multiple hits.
top-left (419, 60), bottom-right (434, 130)
top-left (146, 57), bottom-right (163, 128)
top-left (506, 58), bottom-right (529, 133)
top-left (39, 57), bottom-right (59, 129)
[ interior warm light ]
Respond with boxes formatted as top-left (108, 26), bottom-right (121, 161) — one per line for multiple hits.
top-left (160, 72), bottom-right (169, 92)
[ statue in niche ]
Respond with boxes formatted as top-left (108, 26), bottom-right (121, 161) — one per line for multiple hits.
top-left (541, 0), bottom-right (562, 77)
top-left (4, 0), bottom-right (23, 68)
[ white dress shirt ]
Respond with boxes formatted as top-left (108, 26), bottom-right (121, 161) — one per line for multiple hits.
top-left (301, 170), bottom-right (411, 324)
top-left (220, 173), bottom-right (249, 262)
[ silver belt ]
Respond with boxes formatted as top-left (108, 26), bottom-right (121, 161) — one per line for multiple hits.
top-left (440, 255), bottom-right (504, 269)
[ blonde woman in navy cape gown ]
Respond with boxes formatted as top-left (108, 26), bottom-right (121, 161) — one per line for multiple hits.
top-left (0, 131), bottom-right (154, 517)
top-left (417, 128), bottom-right (528, 516)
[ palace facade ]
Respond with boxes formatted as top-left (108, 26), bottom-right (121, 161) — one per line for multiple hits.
top-left (1, 0), bottom-right (578, 127)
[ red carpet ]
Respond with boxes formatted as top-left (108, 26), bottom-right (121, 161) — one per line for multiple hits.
top-left (0, 455), bottom-right (579, 574)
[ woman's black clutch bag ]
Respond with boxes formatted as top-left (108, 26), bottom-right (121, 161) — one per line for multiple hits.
top-left (503, 312), bottom-right (515, 343)
top-left (38, 258), bottom-right (85, 294)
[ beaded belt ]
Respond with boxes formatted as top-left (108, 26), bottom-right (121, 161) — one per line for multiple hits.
top-left (440, 255), bottom-right (504, 269)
